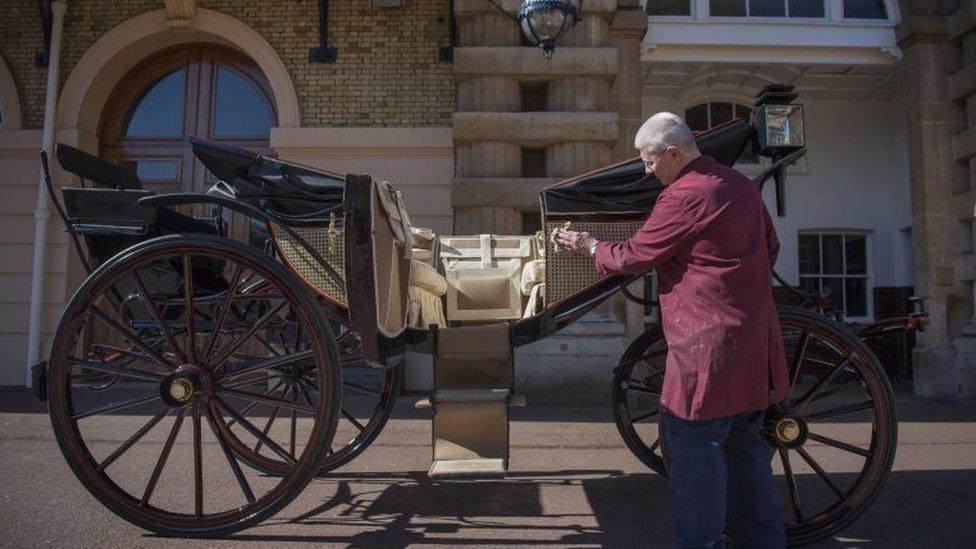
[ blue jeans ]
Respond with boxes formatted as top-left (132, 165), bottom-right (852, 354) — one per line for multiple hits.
top-left (660, 409), bottom-right (787, 549)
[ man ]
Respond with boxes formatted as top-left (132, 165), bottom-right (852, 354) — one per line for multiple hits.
top-left (555, 112), bottom-right (789, 548)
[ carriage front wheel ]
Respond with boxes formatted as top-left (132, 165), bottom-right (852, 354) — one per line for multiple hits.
top-left (47, 234), bottom-right (341, 537)
top-left (612, 306), bottom-right (897, 545)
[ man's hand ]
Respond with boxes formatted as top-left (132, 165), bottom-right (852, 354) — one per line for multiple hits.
top-left (554, 228), bottom-right (600, 257)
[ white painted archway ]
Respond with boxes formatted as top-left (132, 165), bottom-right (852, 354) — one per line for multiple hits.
top-left (57, 7), bottom-right (301, 148)
top-left (0, 54), bottom-right (23, 131)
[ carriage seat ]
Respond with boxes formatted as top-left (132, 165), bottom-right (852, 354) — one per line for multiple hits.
top-left (439, 233), bottom-right (545, 323)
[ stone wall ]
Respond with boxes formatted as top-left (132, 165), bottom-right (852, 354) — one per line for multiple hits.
top-left (0, 0), bottom-right (454, 129)
top-left (897, 0), bottom-right (976, 398)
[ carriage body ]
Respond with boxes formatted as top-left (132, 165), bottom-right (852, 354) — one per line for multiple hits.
top-left (36, 93), bottom-right (920, 542)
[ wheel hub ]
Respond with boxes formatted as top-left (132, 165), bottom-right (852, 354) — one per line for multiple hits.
top-left (160, 364), bottom-right (208, 407)
top-left (771, 415), bottom-right (809, 448)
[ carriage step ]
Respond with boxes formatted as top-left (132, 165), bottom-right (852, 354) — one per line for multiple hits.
top-left (436, 388), bottom-right (509, 402)
top-left (415, 392), bottom-right (525, 409)
top-left (429, 458), bottom-right (506, 478)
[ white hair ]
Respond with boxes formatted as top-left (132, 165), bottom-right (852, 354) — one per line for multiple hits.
top-left (634, 112), bottom-right (699, 156)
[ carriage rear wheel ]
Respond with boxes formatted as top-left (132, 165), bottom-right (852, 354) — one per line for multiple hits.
top-left (47, 234), bottom-right (340, 537)
top-left (612, 306), bottom-right (897, 546)
top-left (216, 320), bottom-right (401, 476)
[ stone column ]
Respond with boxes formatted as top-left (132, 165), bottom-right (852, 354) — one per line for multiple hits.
top-left (897, 0), bottom-right (976, 398)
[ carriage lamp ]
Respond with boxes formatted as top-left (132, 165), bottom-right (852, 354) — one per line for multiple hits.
top-left (517, 0), bottom-right (580, 59)
top-left (753, 85), bottom-right (806, 156)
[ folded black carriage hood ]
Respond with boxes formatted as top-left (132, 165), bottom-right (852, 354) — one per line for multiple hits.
top-left (542, 119), bottom-right (753, 216)
top-left (189, 136), bottom-right (346, 218)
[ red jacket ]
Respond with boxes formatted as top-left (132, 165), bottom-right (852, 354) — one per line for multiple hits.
top-left (594, 155), bottom-right (789, 420)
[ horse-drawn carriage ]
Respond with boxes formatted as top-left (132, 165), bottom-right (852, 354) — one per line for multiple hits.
top-left (33, 87), bottom-right (926, 543)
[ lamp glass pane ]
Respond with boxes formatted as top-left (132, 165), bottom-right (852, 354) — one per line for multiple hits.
top-left (526, 9), bottom-right (568, 41)
top-left (761, 104), bottom-right (805, 148)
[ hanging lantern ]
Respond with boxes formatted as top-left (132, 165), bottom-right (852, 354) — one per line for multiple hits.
top-left (516, 0), bottom-right (579, 59)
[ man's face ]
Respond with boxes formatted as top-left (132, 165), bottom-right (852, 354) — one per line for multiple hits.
top-left (640, 146), bottom-right (683, 186)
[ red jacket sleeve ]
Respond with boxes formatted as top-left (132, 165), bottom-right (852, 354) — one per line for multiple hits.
top-left (763, 206), bottom-right (779, 269)
top-left (593, 191), bottom-right (698, 276)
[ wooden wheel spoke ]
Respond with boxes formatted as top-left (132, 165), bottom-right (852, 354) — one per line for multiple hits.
top-left (630, 409), bottom-right (660, 423)
top-left (807, 432), bottom-right (872, 458)
top-left (68, 358), bottom-right (164, 382)
top-left (219, 387), bottom-right (315, 415)
top-left (622, 378), bottom-right (660, 395)
top-left (792, 357), bottom-right (852, 412)
top-left (212, 300), bottom-right (287, 369)
top-left (648, 439), bottom-right (661, 454)
top-left (203, 264), bottom-right (244, 364)
top-left (98, 407), bottom-right (169, 471)
top-left (204, 403), bottom-right (256, 504)
top-left (779, 448), bottom-right (804, 524)
top-left (789, 332), bottom-right (810, 397)
top-left (254, 386), bottom-right (287, 455)
top-left (70, 392), bottom-right (162, 421)
top-left (141, 408), bottom-right (187, 506)
top-left (192, 405), bottom-right (203, 517)
top-left (805, 400), bottom-right (875, 421)
top-left (289, 386), bottom-right (298, 456)
top-left (215, 397), bottom-right (296, 464)
top-left (341, 408), bottom-right (366, 432)
top-left (343, 380), bottom-right (381, 396)
top-left (182, 255), bottom-right (198, 363)
top-left (88, 305), bottom-right (173, 370)
top-left (219, 349), bottom-right (314, 382)
top-left (795, 446), bottom-right (845, 499)
top-left (225, 379), bottom-right (286, 428)
top-left (130, 270), bottom-right (187, 364)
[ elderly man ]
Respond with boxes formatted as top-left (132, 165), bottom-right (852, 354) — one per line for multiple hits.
top-left (556, 112), bottom-right (789, 548)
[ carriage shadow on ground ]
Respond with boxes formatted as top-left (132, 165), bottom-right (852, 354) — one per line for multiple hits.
top-left (215, 467), bottom-right (976, 548)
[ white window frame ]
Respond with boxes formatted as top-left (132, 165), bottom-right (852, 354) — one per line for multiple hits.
top-left (657, 0), bottom-right (898, 22)
top-left (797, 229), bottom-right (874, 322)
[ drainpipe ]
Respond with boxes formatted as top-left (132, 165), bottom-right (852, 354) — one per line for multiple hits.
top-left (26, 0), bottom-right (68, 388)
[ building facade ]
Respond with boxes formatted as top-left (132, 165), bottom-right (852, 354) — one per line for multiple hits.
top-left (0, 0), bottom-right (972, 400)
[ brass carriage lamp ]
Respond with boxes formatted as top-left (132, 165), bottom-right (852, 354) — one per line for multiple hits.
top-left (517, 0), bottom-right (580, 59)
top-left (753, 85), bottom-right (806, 156)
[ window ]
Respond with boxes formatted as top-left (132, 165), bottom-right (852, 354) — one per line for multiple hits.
top-left (843, 0), bottom-right (887, 18)
top-left (521, 82), bottom-right (547, 112)
top-left (647, 0), bottom-right (692, 16)
top-left (521, 147), bottom-right (547, 177)
top-left (101, 45), bottom-right (276, 243)
top-left (798, 232), bottom-right (871, 318)
top-left (710, 0), bottom-right (824, 17)
top-left (685, 101), bottom-right (758, 164)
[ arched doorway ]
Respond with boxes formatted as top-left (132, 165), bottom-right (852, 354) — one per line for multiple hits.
top-left (99, 45), bottom-right (276, 239)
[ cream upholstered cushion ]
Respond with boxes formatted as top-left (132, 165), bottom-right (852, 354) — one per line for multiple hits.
top-left (408, 286), bottom-right (446, 329)
top-left (520, 259), bottom-right (545, 296)
top-left (407, 259), bottom-right (447, 329)
top-left (410, 259), bottom-right (447, 296)
top-left (523, 283), bottom-right (545, 319)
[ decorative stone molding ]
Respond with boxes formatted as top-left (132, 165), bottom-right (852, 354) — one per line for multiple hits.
top-left (454, 47), bottom-right (618, 80)
top-left (452, 178), bottom-right (559, 208)
top-left (164, 0), bottom-right (196, 30)
top-left (452, 112), bottom-right (619, 144)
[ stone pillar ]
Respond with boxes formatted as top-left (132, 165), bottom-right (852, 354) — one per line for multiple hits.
top-left (608, 5), bottom-right (648, 164)
top-left (897, 0), bottom-right (976, 398)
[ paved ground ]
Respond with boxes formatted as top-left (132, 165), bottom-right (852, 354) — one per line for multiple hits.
top-left (0, 385), bottom-right (974, 548)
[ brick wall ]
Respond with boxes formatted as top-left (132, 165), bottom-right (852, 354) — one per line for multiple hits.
top-left (0, 0), bottom-right (454, 129)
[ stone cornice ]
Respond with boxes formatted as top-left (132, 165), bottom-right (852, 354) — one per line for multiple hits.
top-left (454, 47), bottom-right (618, 80)
top-left (453, 112), bottom-right (619, 144)
top-left (896, 15), bottom-right (949, 48)
top-left (455, 0), bottom-right (618, 16)
top-left (949, 1), bottom-right (976, 41)
top-left (610, 9), bottom-right (648, 41)
top-left (452, 178), bottom-right (561, 208)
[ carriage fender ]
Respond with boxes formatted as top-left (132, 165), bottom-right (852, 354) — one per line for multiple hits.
top-left (138, 193), bottom-right (269, 225)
